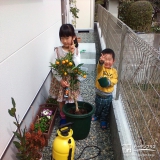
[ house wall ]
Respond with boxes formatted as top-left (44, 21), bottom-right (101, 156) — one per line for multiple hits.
top-left (72, 0), bottom-right (95, 31)
top-left (0, 0), bottom-right (62, 159)
top-left (108, 0), bottom-right (118, 18)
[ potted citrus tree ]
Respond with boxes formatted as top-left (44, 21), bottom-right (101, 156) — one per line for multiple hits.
top-left (8, 98), bottom-right (46, 160)
top-left (50, 52), bottom-right (95, 140)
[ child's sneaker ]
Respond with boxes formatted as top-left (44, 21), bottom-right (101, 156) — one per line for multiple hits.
top-left (100, 121), bottom-right (107, 129)
top-left (92, 116), bottom-right (98, 121)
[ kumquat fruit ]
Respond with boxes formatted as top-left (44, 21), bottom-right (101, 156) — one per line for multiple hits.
top-left (83, 75), bottom-right (87, 78)
top-left (62, 60), bottom-right (66, 64)
top-left (56, 61), bottom-right (60, 65)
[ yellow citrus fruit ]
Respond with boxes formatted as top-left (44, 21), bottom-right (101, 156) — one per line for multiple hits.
top-left (83, 75), bottom-right (87, 78)
top-left (69, 62), bottom-right (73, 66)
top-left (62, 60), bottom-right (66, 64)
top-left (64, 72), bottom-right (67, 76)
top-left (65, 59), bottom-right (69, 63)
top-left (55, 61), bottom-right (59, 64)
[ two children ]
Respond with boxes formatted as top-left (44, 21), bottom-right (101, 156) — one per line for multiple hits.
top-left (49, 23), bottom-right (118, 129)
top-left (92, 48), bottom-right (118, 129)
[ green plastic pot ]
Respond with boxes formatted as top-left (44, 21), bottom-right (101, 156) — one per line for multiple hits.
top-left (98, 77), bottom-right (109, 87)
top-left (62, 101), bottom-right (95, 140)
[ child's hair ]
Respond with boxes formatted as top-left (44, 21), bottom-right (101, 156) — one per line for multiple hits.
top-left (59, 24), bottom-right (78, 47)
top-left (101, 48), bottom-right (115, 60)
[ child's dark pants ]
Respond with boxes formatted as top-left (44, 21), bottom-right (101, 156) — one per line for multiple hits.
top-left (95, 94), bottom-right (112, 122)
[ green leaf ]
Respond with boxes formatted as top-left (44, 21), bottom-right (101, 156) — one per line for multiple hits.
top-left (13, 141), bottom-right (21, 149)
top-left (13, 131), bottom-right (21, 139)
top-left (11, 97), bottom-right (16, 108)
top-left (18, 146), bottom-right (24, 151)
top-left (71, 66), bottom-right (77, 70)
top-left (22, 128), bottom-right (26, 144)
top-left (13, 122), bottom-right (18, 127)
top-left (8, 109), bottom-right (15, 117)
top-left (77, 63), bottom-right (84, 68)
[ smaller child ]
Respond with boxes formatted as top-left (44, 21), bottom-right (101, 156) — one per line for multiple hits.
top-left (92, 48), bottom-right (118, 129)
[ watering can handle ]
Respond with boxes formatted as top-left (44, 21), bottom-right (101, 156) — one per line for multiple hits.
top-left (59, 122), bottom-right (73, 130)
top-left (59, 122), bottom-right (73, 136)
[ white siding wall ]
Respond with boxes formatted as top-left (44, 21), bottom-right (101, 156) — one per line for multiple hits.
top-left (75, 0), bottom-right (94, 31)
top-left (0, 0), bottom-right (62, 159)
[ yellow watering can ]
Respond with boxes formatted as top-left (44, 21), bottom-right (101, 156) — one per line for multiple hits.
top-left (52, 122), bottom-right (75, 160)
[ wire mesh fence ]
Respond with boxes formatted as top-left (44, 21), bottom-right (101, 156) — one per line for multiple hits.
top-left (97, 4), bottom-right (160, 160)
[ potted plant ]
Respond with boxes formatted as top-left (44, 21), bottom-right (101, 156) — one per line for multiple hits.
top-left (50, 52), bottom-right (86, 113)
top-left (69, 0), bottom-right (79, 28)
top-left (50, 52), bottom-right (95, 140)
top-left (8, 98), bottom-right (46, 160)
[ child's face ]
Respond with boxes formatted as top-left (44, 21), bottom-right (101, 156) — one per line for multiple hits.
top-left (102, 54), bottom-right (115, 68)
top-left (60, 36), bottom-right (73, 48)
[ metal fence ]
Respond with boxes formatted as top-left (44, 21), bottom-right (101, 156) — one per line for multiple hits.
top-left (97, 4), bottom-right (160, 160)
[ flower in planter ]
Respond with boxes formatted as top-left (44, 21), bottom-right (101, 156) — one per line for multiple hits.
top-left (50, 52), bottom-right (87, 113)
top-left (8, 98), bottom-right (46, 160)
top-left (34, 108), bottom-right (54, 133)
top-left (41, 109), bottom-right (53, 119)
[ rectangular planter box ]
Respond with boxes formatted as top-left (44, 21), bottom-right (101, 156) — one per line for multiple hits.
top-left (34, 104), bottom-right (58, 146)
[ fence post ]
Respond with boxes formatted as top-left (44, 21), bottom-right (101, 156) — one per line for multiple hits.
top-left (100, 5), bottom-right (104, 37)
top-left (105, 12), bottom-right (110, 47)
top-left (115, 24), bottom-right (127, 100)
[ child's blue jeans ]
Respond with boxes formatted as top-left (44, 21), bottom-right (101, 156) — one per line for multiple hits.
top-left (94, 94), bottom-right (112, 122)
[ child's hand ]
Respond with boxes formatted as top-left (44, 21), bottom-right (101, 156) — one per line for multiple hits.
top-left (60, 79), bottom-right (69, 88)
top-left (69, 39), bottom-right (75, 54)
top-left (99, 53), bottom-right (105, 64)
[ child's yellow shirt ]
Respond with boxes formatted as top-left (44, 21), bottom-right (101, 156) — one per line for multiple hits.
top-left (95, 63), bottom-right (118, 93)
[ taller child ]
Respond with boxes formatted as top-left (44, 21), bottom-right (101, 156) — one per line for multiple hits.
top-left (49, 24), bottom-right (81, 119)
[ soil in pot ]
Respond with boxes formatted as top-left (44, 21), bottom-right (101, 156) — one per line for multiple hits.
top-left (69, 108), bottom-right (88, 115)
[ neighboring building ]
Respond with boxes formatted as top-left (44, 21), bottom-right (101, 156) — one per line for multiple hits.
top-left (107, 0), bottom-right (119, 18)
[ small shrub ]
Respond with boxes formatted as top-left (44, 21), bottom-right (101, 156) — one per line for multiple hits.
top-left (118, 1), bottom-right (134, 25)
top-left (128, 1), bottom-right (153, 32)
